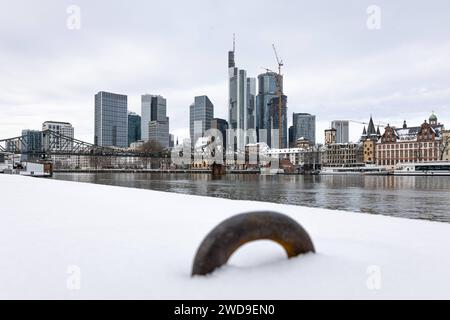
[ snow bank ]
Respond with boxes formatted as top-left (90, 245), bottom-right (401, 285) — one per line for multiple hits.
top-left (0, 174), bottom-right (449, 299)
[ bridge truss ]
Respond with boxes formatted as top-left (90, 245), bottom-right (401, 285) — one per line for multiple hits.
top-left (0, 130), bottom-right (159, 158)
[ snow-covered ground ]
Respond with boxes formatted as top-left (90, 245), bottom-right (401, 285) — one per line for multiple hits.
top-left (0, 174), bottom-right (449, 299)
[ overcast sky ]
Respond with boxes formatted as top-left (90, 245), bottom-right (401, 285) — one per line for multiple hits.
top-left (1, 0), bottom-right (449, 143)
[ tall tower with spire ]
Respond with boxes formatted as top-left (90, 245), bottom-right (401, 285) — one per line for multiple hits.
top-left (228, 33), bottom-right (235, 68)
top-left (360, 116), bottom-right (381, 164)
top-left (227, 35), bottom-right (256, 151)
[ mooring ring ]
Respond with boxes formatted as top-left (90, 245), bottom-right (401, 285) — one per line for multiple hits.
top-left (192, 211), bottom-right (315, 276)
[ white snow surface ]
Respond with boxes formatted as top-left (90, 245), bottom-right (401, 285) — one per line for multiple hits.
top-left (0, 174), bottom-right (449, 299)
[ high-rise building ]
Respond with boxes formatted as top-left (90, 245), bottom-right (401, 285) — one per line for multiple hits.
top-left (141, 95), bottom-right (167, 140)
top-left (94, 91), bottom-right (128, 147)
top-left (331, 120), bottom-right (349, 144)
top-left (128, 112), bottom-right (141, 146)
top-left (247, 78), bottom-right (256, 131)
top-left (228, 38), bottom-right (256, 149)
top-left (268, 96), bottom-right (288, 148)
top-left (256, 71), bottom-right (287, 148)
top-left (211, 118), bottom-right (229, 150)
top-left (189, 95), bottom-right (214, 147)
top-left (141, 94), bottom-right (170, 148)
top-left (288, 126), bottom-right (295, 148)
top-left (256, 71), bottom-right (279, 138)
top-left (169, 134), bottom-right (175, 149)
top-left (21, 129), bottom-right (42, 161)
top-left (42, 121), bottom-right (74, 152)
top-left (293, 113), bottom-right (316, 145)
top-left (148, 120), bottom-right (169, 149)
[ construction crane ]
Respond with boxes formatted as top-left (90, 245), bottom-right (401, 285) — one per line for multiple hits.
top-left (272, 44), bottom-right (284, 148)
top-left (341, 120), bottom-right (388, 128)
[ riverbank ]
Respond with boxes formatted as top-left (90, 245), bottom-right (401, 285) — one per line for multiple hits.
top-left (53, 168), bottom-right (260, 174)
top-left (0, 174), bottom-right (449, 299)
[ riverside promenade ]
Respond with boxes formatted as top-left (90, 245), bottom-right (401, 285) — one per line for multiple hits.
top-left (0, 174), bottom-right (449, 299)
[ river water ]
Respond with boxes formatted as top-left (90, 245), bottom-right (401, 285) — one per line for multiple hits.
top-left (53, 173), bottom-right (450, 223)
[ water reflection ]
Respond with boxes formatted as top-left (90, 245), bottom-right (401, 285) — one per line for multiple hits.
top-left (53, 173), bottom-right (450, 223)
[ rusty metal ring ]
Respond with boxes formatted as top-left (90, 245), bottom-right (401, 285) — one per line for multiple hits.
top-left (192, 211), bottom-right (315, 276)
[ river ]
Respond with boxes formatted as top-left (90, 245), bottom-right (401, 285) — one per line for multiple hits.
top-left (53, 173), bottom-right (450, 223)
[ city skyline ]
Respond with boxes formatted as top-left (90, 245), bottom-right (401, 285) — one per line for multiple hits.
top-left (1, 1), bottom-right (450, 144)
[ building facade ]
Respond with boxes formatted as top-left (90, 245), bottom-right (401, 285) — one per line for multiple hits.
top-left (128, 112), bottom-right (141, 146)
top-left (169, 134), bottom-right (175, 149)
top-left (21, 129), bottom-right (43, 161)
top-left (288, 126), bottom-right (295, 148)
top-left (256, 71), bottom-right (286, 148)
top-left (360, 116), bottom-right (381, 164)
top-left (189, 95), bottom-right (214, 147)
top-left (268, 95), bottom-right (288, 148)
top-left (141, 95), bottom-right (167, 141)
top-left (42, 121), bottom-right (74, 138)
top-left (141, 94), bottom-right (170, 148)
top-left (376, 115), bottom-right (445, 166)
top-left (94, 91), bottom-right (128, 148)
top-left (42, 121), bottom-right (74, 152)
top-left (210, 118), bottom-right (229, 151)
top-left (321, 143), bottom-right (364, 167)
top-left (247, 78), bottom-right (257, 131)
top-left (442, 130), bottom-right (450, 161)
top-left (292, 113), bottom-right (316, 145)
top-left (228, 41), bottom-right (256, 150)
top-left (324, 128), bottom-right (337, 145)
top-left (148, 120), bottom-right (169, 149)
top-left (331, 120), bottom-right (349, 144)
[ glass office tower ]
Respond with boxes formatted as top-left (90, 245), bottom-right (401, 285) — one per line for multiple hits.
top-left (331, 120), bottom-right (350, 144)
top-left (228, 39), bottom-right (256, 150)
top-left (94, 91), bottom-right (128, 148)
top-left (256, 71), bottom-right (286, 147)
top-left (128, 112), bottom-right (141, 146)
top-left (190, 95), bottom-right (214, 147)
top-left (293, 113), bottom-right (316, 145)
top-left (141, 94), bottom-right (168, 144)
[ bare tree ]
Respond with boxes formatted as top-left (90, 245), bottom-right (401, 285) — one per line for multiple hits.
top-left (138, 140), bottom-right (162, 153)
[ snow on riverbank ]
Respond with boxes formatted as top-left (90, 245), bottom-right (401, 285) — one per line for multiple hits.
top-left (0, 174), bottom-right (449, 299)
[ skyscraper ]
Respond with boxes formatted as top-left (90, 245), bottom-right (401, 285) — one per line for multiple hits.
top-left (94, 91), bottom-right (128, 147)
top-left (141, 94), bottom-right (170, 148)
top-left (21, 129), bottom-right (42, 161)
top-left (257, 71), bottom-right (279, 132)
top-left (228, 37), bottom-right (256, 149)
top-left (247, 78), bottom-right (256, 131)
top-left (141, 95), bottom-right (167, 141)
top-left (128, 112), bottom-right (141, 146)
top-left (331, 120), bottom-right (349, 144)
top-left (169, 134), bottom-right (175, 149)
top-left (256, 71), bottom-right (287, 147)
top-left (148, 120), bottom-right (169, 149)
top-left (293, 113), bottom-right (316, 145)
top-left (268, 96), bottom-right (288, 148)
top-left (211, 118), bottom-right (229, 150)
top-left (288, 125), bottom-right (294, 148)
top-left (189, 95), bottom-right (214, 146)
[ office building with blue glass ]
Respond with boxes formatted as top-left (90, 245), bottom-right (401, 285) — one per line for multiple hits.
top-left (94, 91), bottom-right (128, 148)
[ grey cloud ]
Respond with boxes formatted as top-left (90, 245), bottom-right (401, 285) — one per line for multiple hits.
top-left (1, 0), bottom-right (449, 143)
